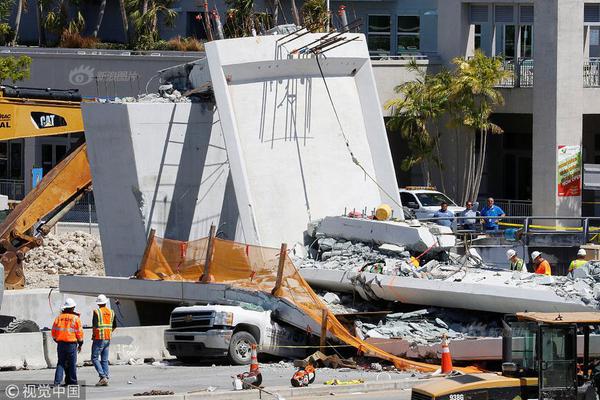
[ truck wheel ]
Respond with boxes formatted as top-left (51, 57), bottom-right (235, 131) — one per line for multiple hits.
top-left (228, 331), bottom-right (256, 365)
top-left (5, 319), bottom-right (40, 333)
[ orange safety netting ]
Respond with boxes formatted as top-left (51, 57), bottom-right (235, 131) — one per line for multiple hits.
top-left (137, 235), bottom-right (479, 373)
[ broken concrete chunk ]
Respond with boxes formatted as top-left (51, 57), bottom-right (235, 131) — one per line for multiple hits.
top-left (322, 292), bottom-right (341, 305)
top-left (435, 318), bottom-right (449, 329)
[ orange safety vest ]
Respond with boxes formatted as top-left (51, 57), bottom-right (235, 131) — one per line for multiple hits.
top-left (535, 259), bottom-right (552, 276)
top-left (52, 313), bottom-right (84, 343)
top-left (93, 307), bottom-right (115, 340)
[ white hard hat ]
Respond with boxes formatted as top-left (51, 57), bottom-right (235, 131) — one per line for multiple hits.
top-left (578, 248), bottom-right (587, 257)
top-left (96, 294), bottom-right (108, 305)
top-left (61, 298), bottom-right (77, 310)
top-left (531, 251), bottom-right (541, 260)
top-left (506, 249), bottom-right (516, 260)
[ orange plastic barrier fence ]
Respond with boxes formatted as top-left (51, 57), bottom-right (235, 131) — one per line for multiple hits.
top-left (137, 235), bottom-right (480, 373)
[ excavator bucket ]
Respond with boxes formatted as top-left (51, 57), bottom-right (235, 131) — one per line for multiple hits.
top-left (1, 144), bottom-right (92, 289)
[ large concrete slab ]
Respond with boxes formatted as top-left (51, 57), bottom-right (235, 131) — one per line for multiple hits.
top-left (60, 276), bottom-right (319, 332)
top-left (0, 288), bottom-right (97, 329)
top-left (300, 268), bottom-right (593, 314)
top-left (316, 216), bottom-right (455, 253)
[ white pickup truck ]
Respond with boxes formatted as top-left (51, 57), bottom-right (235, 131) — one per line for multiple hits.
top-left (164, 304), bottom-right (309, 364)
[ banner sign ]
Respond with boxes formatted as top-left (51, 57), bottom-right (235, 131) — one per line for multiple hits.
top-left (557, 145), bottom-right (581, 197)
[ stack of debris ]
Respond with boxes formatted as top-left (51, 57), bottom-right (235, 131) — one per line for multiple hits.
top-left (110, 84), bottom-right (191, 104)
top-left (354, 308), bottom-right (501, 345)
top-left (24, 231), bottom-right (104, 288)
top-left (298, 235), bottom-right (600, 310)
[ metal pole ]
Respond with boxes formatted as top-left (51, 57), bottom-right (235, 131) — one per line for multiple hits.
top-left (271, 243), bottom-right (288, 297)
top-left (87, 192), bottom-right (92, 234)
top-left (201, 224), bottom-right (216, 283)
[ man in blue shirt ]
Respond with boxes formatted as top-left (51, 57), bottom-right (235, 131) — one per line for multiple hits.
top-left (480, 197), bottom-right (505, 230)
top-left (433, 202), bottom-right (454, 228)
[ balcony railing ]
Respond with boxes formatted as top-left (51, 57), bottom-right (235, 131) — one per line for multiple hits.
top-left (495, 58), bottom-right (534, 88)
top-left (584, 58), bottom-right (600, 87)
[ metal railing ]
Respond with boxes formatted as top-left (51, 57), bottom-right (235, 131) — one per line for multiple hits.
top-left (419, 215), bottom-right (600, 246)
top-left (584, 58), bottom-right (600, 87)
top-left (0, 179), bottom-right (25, 200)
top-left (493, 199), bottom-right (532, 219)
top-left (496, 58), bottom-right (534, 88)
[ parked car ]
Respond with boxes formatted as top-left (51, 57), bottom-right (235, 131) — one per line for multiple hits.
top-left (399, 187), bottom-right (466, 220)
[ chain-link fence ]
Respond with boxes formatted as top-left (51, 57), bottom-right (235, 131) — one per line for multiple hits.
top-left (61, 191), bottom-right (97, 224)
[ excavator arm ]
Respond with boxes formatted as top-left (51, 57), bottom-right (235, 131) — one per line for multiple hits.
top-left (0, 86), bottom-right (93, 289)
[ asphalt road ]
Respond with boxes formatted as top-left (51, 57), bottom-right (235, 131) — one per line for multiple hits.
top-left (0, 361), bottom-right (421, 399)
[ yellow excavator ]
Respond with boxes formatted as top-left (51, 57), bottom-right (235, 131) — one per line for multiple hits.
top-left (411, 312), bottom-right (600, 400)
top-left (0, 85), bottom-right (92, 290)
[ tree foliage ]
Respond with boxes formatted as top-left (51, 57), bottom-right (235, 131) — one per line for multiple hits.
top-left (449, 50), bottom-right (510, 203)
top-left (127, 0), bottom-right (177, 48)
top-left (301, 0), bottom-right (329, 33)
top-left (0, 55), bottom-right (32, 83)
top-left (385, 61), bottom-right (451, 187)
top-left (386, 50), bottom-right (510, 202)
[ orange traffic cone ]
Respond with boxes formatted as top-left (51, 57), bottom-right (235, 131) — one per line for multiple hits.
top-left (249, 343), bottom-right (259, 373)
top-left (440, 334), bottom-right (453, 374)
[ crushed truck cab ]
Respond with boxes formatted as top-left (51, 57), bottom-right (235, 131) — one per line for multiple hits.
top-left (165, 304), bottom-right (308, 364)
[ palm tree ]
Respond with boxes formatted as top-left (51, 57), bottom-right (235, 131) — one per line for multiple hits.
top-left (91, 0), bottom-right (106, 37)
top-left (449, 50), bottom-right (510, 203)
top-left (301, 0), bottom-right (328, 32)
top-left (11, 0), bottom-right (27, 45)
top-left (127, 0), bottom-right (176, 47)
top-left (385, 62), bottom-right (450, 187)
top-left (118, 0), bottom-right (130, 44)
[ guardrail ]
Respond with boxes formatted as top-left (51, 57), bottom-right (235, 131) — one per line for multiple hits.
top-left (418, 215), bottom-right (600, 246)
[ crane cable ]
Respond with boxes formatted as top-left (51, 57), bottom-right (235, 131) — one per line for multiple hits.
top-left (313, 54), bottom-right (404, 212)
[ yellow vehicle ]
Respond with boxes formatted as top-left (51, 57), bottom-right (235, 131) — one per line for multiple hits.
top-left (0, 86), bottom-right (92, 289)
top-left (411, 312), bottom-right (600, 400)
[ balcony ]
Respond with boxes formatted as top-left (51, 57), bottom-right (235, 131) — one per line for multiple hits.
top-left (495, 58), bottom-right (534, 88)
top-left (494, 58), bottom-right (600, 88)
top-left (584, 58), bottom-right (600, 87)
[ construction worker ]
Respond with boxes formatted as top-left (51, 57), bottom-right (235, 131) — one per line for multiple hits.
top-left (531, 251), bottom-right (552, 276)
top-left (506, 249), bottom-right (527, 272)
top-left (91, 294), bottom-right (117, 386)
top-left (52, 298), bottom-right (84, 386)
top-left (569, 249), bottom-right (588, 273)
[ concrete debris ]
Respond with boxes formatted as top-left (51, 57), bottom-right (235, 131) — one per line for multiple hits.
top-left (108, 87), bottom-right (191, 104)
top-left (354, 308), bottom-right (501, 345)
top-left (322, 292), bottom-right (341, 305)
top-left (24, 232), bottom-right (104, 288)
top-left (298, 235), bottom-right (600, 310)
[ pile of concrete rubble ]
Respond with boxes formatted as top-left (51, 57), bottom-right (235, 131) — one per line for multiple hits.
top-left (298, 236), bottom-right (600, 309)
top-left (318, 290), bottom-right (501, 345)
top-left (24, 231), bottom-right (104, 288)
top-left (110, 84), bottom-right (191, 104)
top-left (354, 308), bottom-right (500, 345)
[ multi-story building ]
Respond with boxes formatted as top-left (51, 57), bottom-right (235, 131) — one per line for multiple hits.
top-left (7, 0), bottom-right (600, 220)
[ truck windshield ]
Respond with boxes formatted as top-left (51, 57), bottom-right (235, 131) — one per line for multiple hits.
top-left (511, 322), bottom-right (538, 374)
top-left (416, 193), bottom-right (456, 207)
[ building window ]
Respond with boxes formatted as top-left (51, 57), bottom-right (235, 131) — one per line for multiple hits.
top-left (474, 24), bottom-right (481, 50)
top-left (503, 25), bottom-right (516, 59)
top-left (367, 15), bottom-right (391, 55)
top-left (397, 15), bottom-right (419, 53)
top-left (520, 25), bottom-right (533, 58)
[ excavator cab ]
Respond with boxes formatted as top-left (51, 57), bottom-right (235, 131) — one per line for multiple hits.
top-left (411, 312), bottom-right (600, 400)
